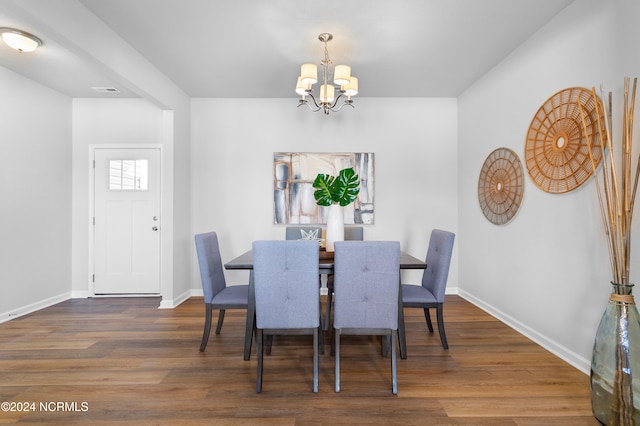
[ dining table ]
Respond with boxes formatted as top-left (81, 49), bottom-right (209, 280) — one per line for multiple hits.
top-left (224, 248), bottom-right (427, 361)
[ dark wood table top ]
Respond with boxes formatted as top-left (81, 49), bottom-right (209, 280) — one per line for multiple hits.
top-left (225, 249), bottom-right (426, 270)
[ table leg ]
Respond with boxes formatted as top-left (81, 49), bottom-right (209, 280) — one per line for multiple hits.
top-left (244, 270), bottom-right (255, 361)
top-left (398, 277), bottom-right (407, 359)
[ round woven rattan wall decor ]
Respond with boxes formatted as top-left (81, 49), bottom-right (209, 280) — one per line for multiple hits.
top-left (478, 147), bottom-right (524, 225)
top-left (525, 87), bottom-right (605, 194)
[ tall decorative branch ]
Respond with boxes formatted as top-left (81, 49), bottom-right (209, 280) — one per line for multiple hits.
top-left (579, 77), bottom-right (638, 285)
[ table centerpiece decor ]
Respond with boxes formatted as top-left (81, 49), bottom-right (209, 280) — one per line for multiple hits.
top-left (313, 167), bottom-right (360, 252)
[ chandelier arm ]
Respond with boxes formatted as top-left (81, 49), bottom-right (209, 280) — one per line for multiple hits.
top-left (307, 103), bottom-right (322, 112)
top-left (326, 93), bottom-right (355, 112)
top-left (305, 92), bottom-right (323, 111)
top-left (329, 101), bottom-right (355, 112)
top-left (329, 93), bottom-right (343, 109)
top-left (298, 99), bottom-right (321, 112)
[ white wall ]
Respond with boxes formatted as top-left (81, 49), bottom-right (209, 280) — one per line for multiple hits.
top-left (458, 0), bottom-right (626, 372)
top-left (0, 66), bottom-right (72, 320)
top-left (191, 97), bottom-right (459, 287)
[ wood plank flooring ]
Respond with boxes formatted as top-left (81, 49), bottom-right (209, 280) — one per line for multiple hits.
top-left (0, 296), bottom-right (597, 425)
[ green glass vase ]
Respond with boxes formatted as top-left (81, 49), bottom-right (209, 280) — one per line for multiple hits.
top-left (591, 282), bottom-right (640, 425)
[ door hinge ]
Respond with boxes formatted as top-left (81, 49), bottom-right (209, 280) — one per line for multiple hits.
top-left (92, 274), bottom-right (95, 283)
top-left (93, 217), bottom-right (95, 225)
top-left (93, 160), bottom-right (95, 168)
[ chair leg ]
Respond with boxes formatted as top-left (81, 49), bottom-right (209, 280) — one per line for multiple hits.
top-left (265, 335), bottom-right (273, 355)
top-left (436, 304), bottom-right (448, 349)
top-left (313, 328), bottom-right (319, 393)
top-left (335, 330), bottom-right (341, 392)
top-left (330, 326), bottom-right (336, 356)
top-left (215, 309), bottom-right (225, 334)
top-left (424, 308), bottom-right (434, 332)
top-left (318, 317), bottom-right (325, 355)
top-left (256, 329), bottom-right (263, 393)
top-left (381, 335), bottom-right (390, 357)
top-left (244, 271), bottom-right (255, 361)
top-left (398, 304), bottom-right (407, 360)
top-left (199, 304), bottom-right (213, 352)
top-left (391, 331), bottom-right (398, 395)
top-left (324, 290), bottom-right (333, 332)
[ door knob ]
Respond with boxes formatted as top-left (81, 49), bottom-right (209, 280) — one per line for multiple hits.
top-left (152, 226), bottom-right (159, 231)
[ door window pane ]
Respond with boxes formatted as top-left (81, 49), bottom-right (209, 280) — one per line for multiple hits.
top-left (108, 159), bottom-right (148, 190)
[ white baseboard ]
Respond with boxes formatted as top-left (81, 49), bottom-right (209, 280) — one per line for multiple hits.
top-left (158, 288), bottom-right (196, 309)
top-left (458, 289), bottom-right (590, 375)
top-left (0, 292), bottom-right (71, 324)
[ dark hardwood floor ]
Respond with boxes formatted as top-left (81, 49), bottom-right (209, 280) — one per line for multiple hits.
top-left (0, 295), bottom-right (596, 425)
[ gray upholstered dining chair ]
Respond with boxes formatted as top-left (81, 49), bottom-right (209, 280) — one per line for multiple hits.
top-left (194, 231), bottom-right (249, 352)
top-left (253, 240), bottom-right (321, 393)
top-left (285, 226), bottom-right (324, 331)
top-left (401, 229), bottom-right (455, 349)
top-left (324, 226), bottom-right (363, 330)
top-left (333, 240), bottom-right (401, 394)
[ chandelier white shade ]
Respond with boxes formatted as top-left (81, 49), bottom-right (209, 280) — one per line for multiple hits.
top-left (296, 33), bottom-right (358, 114)
top-left (320, 84), bottom-right (335, 103)
top-left (0, 28), bottom-right (42, 53)
top-left (333, 65), bottom-right (351, 85)
top-left (343, 77), bottom-right (358, 97)
top-left (300, 63), bottom-right (318, 84)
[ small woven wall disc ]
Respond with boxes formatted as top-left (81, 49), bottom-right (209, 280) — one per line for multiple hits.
top-left (525, 87), bottom-right (605, 194)
top-left (478, 148), bottom-right (524, 225)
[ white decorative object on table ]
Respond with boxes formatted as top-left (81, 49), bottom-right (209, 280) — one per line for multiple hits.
top-left (313, 168), bottom-right (360, 253)
top-left (300, 228), bottom-right (324, 246)
top-left (325, 204), bottom-right (344, 252)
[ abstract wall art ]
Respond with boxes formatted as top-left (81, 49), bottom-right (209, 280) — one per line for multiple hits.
top-left (273, 152), bottom-right (374, 225)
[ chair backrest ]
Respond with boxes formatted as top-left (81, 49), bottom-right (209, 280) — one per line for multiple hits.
top-left (285, 226), bottom-right (323, 241)
top-left (333, 241), bottom-right (400, 330)
top-left (344, 226), bottom-right (364, 241)
top-left (422, 229), bottom-right (455, 302)
top-left (194, 232), bottom-right (227, 303)
top-left (252, 240), bottom-right (320, 329)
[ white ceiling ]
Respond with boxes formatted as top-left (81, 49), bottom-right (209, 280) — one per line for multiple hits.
top-left (0, 0), bottom-right (575, 99)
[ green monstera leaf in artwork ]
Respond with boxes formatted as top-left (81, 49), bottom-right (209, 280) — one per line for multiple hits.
top-left (313, 167), bottom-right (360, 207)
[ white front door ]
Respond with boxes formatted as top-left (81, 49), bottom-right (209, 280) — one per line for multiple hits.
top-left (93, 148), bottom-right (161, 294)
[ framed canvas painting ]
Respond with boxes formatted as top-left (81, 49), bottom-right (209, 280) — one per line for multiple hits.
top-left (273, 152), bottom-right (374, 225)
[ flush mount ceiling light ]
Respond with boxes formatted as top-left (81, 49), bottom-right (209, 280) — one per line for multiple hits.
top-left (296, 33), bottom-right (358, 115)
top-left (0, 27), bottom-right (42, 53)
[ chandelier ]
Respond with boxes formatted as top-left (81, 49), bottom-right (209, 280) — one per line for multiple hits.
top-left (295, 33), bottom-right (358, 115)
